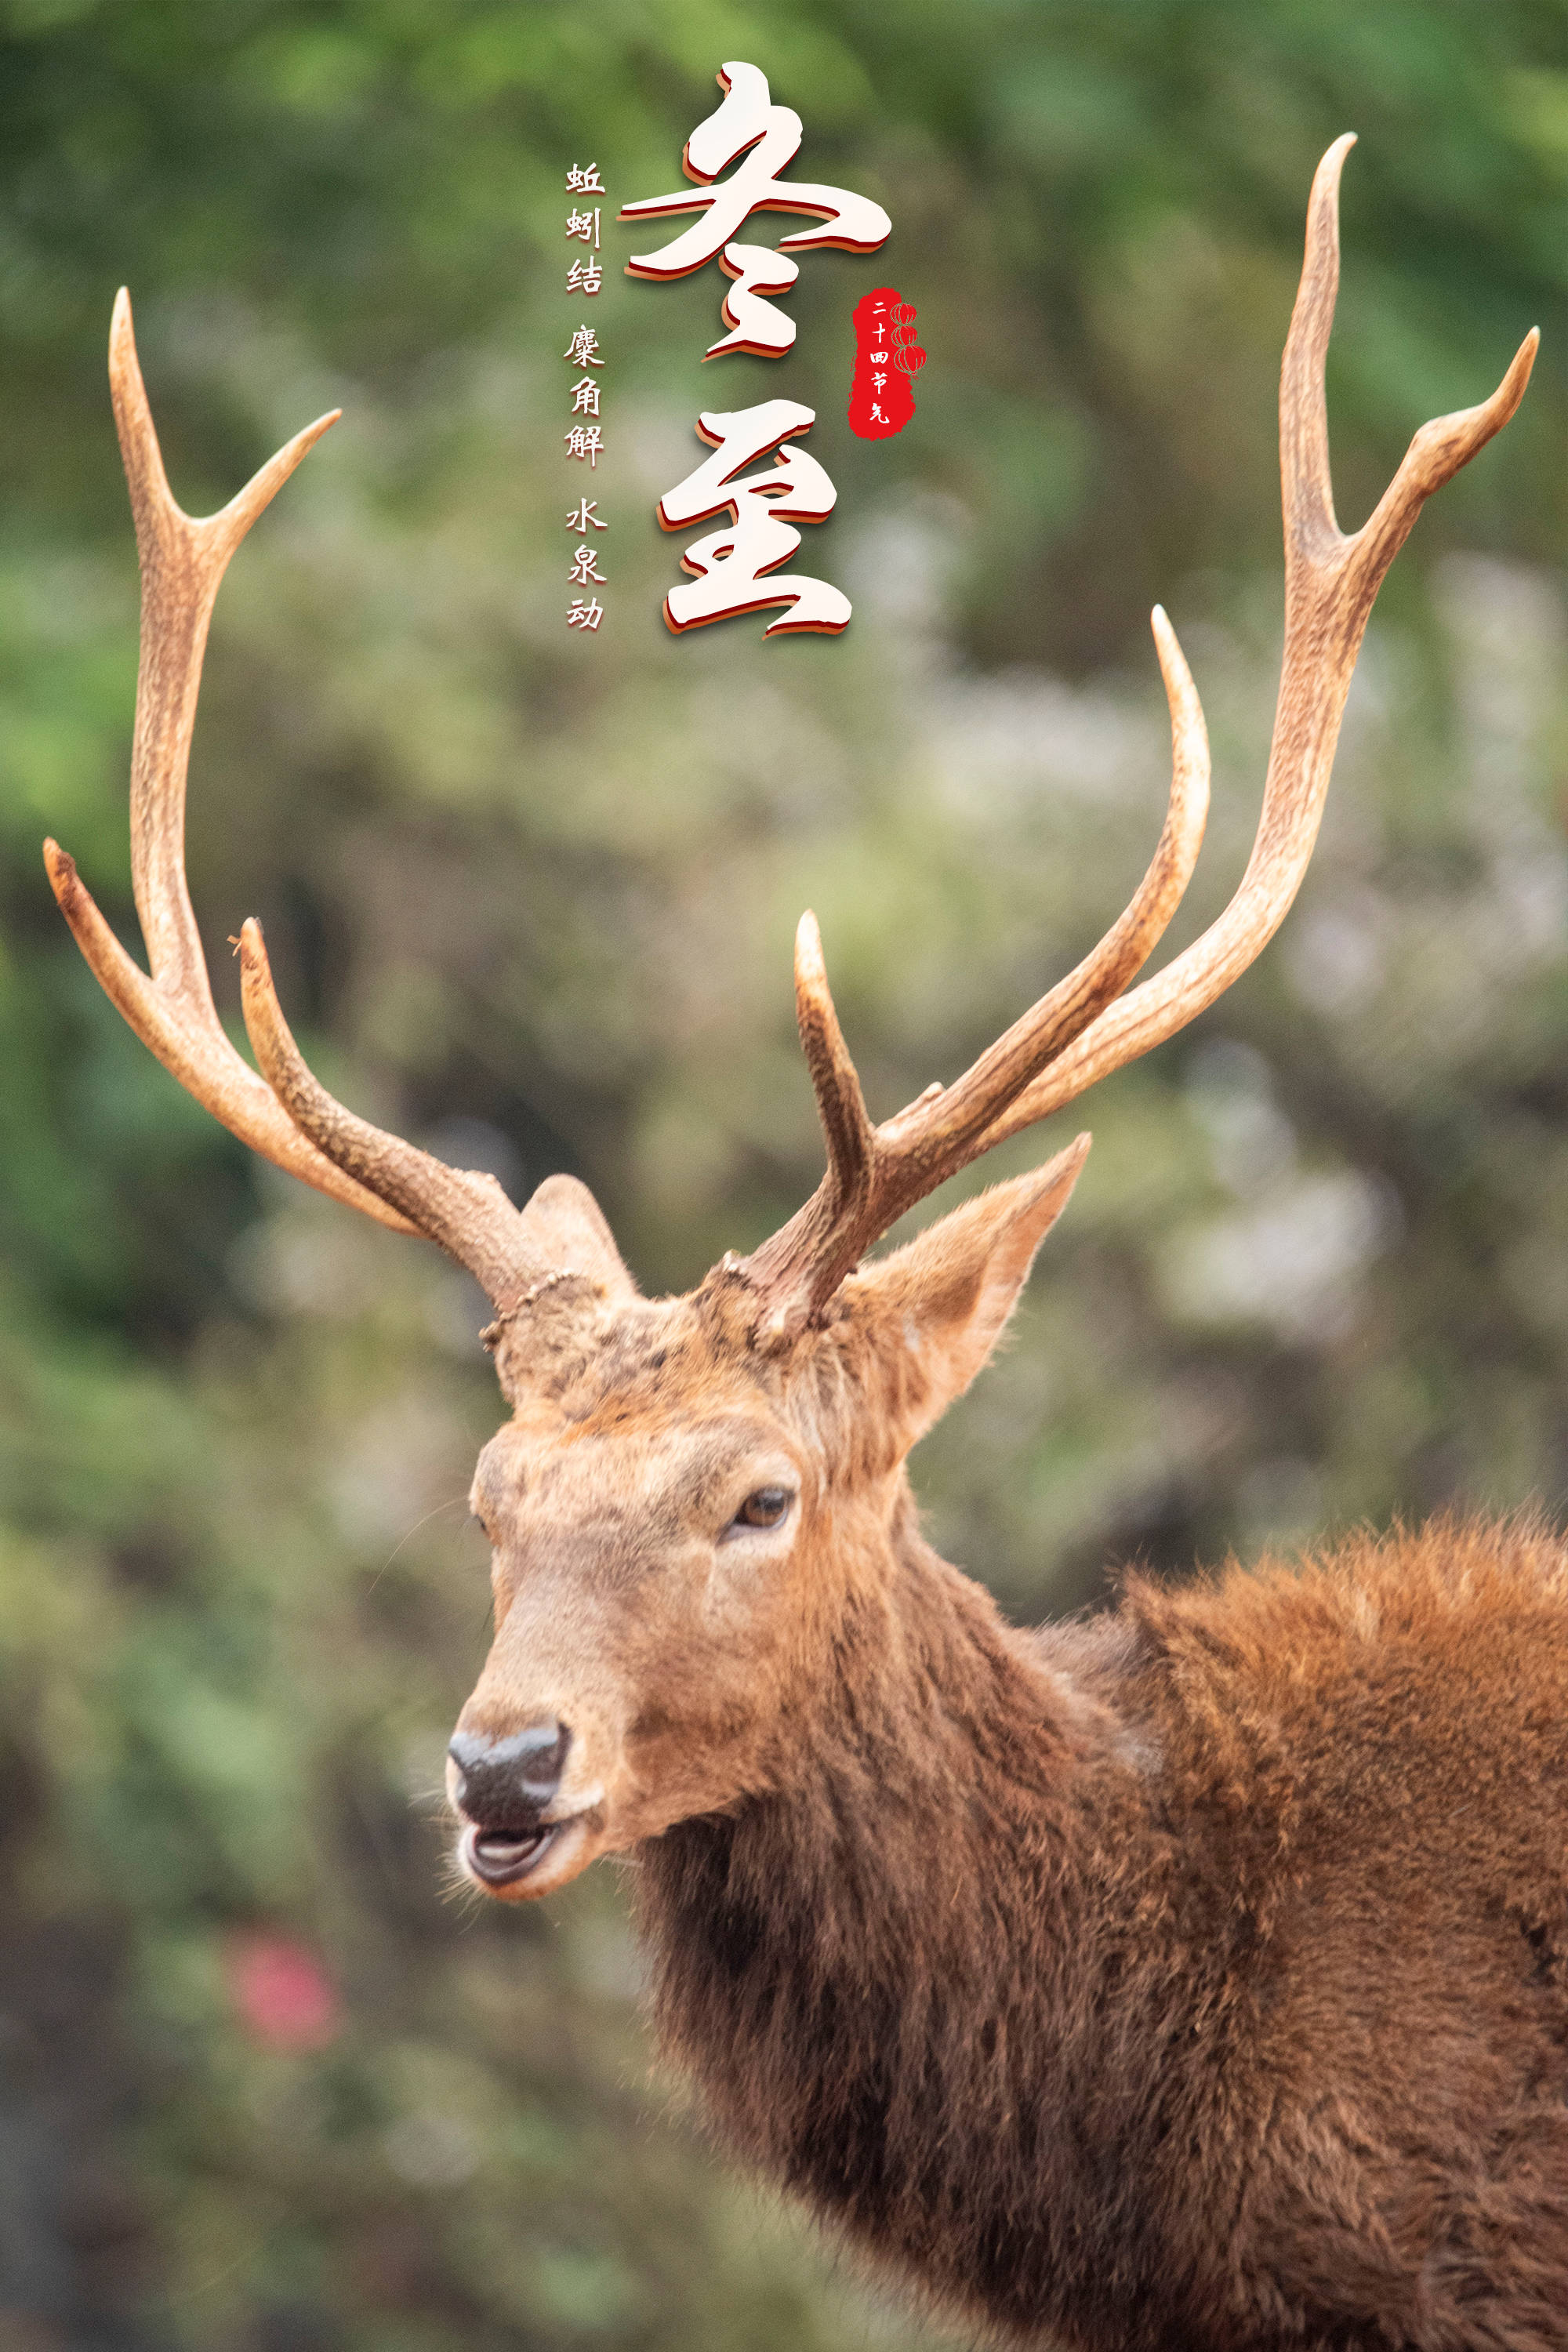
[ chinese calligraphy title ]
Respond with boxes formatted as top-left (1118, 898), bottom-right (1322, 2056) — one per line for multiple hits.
top-left (619, 62), bottom-right (891, 637)
top-left (564, 160), bottom-right (608, 632)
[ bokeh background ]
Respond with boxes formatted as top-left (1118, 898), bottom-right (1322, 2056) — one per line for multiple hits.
top-left (5, 2), bottom-right (1568, 2346)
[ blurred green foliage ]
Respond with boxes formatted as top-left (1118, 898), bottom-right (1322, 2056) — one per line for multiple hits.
top-left (3, 2), bottom-right (1568, 2344)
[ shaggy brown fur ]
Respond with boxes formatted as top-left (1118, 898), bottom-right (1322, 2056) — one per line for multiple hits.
top-left (639, 1515), bottom-right (1568, 2351)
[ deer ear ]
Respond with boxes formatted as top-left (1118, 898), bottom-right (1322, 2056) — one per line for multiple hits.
top-left (516, 1173), bottom-right (637, 1301)
top-left (838, 1135), bottom-right (1090, 1451)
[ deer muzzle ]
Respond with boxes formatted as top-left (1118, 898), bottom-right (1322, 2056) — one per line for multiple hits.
top-left (448, 1722), bottom-right (574, 1889)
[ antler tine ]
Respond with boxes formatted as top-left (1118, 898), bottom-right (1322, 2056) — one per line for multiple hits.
top-left (967, 136), bottom-right (1537, 1153)
top-left (108, 289), bottom-right (335, 1007)
top-left (47, 292), bottom-right (550, 1306)
top-left (742, 601), bottom-right (1210, 1340)
top-left (792, 909), bottom-right (877, 1221)
top-left (238, 920), bottom-right (543, 1307)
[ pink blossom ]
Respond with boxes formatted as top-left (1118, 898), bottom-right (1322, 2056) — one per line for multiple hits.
top-left (227, 1933), bottom-right (339, 2052)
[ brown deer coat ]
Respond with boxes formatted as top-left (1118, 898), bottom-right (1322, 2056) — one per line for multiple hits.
top-left (641, 1510), bottom-right (1568, 2350)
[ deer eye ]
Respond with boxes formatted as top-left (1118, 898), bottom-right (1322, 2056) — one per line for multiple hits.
top-left (726, 1485), bottom-right (794, 1535)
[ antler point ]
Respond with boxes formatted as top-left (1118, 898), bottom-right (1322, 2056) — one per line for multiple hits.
top-left (42, 837), bottom-right (76, 899)
top-left (795, 909), bottom-right (826, 985)
top-left (1311, 133), bottom-right (1356, 212)
top-left (107, 290), bottom-right (140, 380)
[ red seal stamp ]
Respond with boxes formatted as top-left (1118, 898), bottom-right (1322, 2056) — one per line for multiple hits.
top-left (848, 287), bottom-right (924, 439)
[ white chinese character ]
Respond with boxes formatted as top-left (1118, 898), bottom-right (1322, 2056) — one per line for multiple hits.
top-left (565, 258), bottom-right (604, 296)
top-left (567, 597), bottom-right (604, 630)
top-left (659, 399), bottom-right (850, 637)
top-left (563, 325), bottom-right (604, 368)
top-left (564, 426), bottom-right (605, 466)
top-left (566, 498), bottom-right (607, 532)
top-left (566, 163), bottom-right (605, 193)
top-left (872, 371), bottom-right (887, 391)
top-left (621, 62), bottom-right (889, 355)
top-left (869, 403), bottom-right (887, 423)
top-left (565, 208), bottom-right (601, 248)
top-left (569, 544), bottom-right (608, 586)
top-left (570, 376), bottom-right (601, 417)
top-left (708, 242), bottom-right (800, 361)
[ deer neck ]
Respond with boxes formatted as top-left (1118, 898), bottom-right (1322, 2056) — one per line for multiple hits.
top-left (633, 1491), bottom-right (1138, 2323)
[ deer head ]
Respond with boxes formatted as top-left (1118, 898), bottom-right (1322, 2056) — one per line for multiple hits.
top-left (48, 140), bottom-right (1535, 1903)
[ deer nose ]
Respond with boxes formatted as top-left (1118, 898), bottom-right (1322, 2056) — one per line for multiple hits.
top-left (448, 1723), bottom-right (571, 1828)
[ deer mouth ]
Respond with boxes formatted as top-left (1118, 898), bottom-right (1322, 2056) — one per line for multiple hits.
top-left (457, 1807), bottom-right (603, 1897)
top-left (463, 1822), bottom-right (557, 1887)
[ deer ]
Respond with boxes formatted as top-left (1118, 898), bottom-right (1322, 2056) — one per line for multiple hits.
top-left (44, 137), bottom-right (1568, 2351)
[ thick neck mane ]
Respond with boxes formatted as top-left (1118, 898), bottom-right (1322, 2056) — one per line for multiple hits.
top-left (633, 1516), bottom-right (1568, 2352)
top-left (633, 1501), bottom-right (1206, 2349)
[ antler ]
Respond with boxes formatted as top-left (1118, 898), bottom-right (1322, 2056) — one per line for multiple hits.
top-left (740, 137), bottom-right (1537, 1343)
top-left (740, 606), bottom-right (1211, 1334)
top-left (45, 292), bottom-right (550, 1310)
